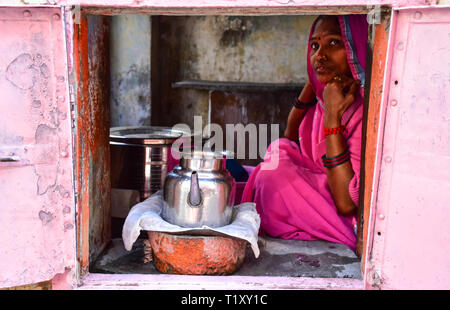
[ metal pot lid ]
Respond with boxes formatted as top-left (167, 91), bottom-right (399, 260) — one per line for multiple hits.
top-left (110, 126), bottom-right (194, 145)
top-left (179, 149), bottom-right (235, 159)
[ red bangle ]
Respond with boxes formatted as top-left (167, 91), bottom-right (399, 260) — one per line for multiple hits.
top-left (324, 125), bottom-right (346, 136)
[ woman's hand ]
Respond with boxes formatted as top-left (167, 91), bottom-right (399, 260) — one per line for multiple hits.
top-left (322, 75), bottom-right (361, 216)
top-left (322, 76), bottom-right (360, 127)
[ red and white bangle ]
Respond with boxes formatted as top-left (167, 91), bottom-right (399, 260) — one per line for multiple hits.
top-left (324, 125), bottom-right (346, 136)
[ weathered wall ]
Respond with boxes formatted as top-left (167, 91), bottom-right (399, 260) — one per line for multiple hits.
top-left (154, 15), bottom-right (316, 130)
top-left (85, 14), bottom-right (111, 265)
top-left (175, 15), bottom-right (315, 83)
top-left (110, 14), bottom-right (151, 127)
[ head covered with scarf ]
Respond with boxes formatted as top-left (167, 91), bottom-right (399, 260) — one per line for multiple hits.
top-left (307, 15), bottom-right (368, 125)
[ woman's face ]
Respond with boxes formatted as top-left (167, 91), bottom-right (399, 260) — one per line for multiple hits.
top-left (309, 16), bottom-right (352, 84)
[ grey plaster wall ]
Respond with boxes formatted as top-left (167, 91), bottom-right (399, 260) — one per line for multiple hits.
top-left (110, 15), bottom-right (151, 127)
top-left (174, 15), bottom-right (316, 83)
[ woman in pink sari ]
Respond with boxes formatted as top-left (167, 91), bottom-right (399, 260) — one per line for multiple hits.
top-left (241, 15), bottom-right (368, 251)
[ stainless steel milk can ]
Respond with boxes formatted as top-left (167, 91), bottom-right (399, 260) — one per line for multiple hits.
top-left (162, 150), bottom-right (236, 228)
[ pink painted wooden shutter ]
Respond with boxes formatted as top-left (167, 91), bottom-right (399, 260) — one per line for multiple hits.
top-left (0, 7), bottom-right (76, 288)
top-left (365, 6), bottom-right (450, 289)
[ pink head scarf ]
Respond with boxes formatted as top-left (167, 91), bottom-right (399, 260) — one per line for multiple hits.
top-left (307, 15), bottom-right (368, 125)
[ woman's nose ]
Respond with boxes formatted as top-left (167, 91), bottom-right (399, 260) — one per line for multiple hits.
top-left (316, 47), bottom-right (328, 61)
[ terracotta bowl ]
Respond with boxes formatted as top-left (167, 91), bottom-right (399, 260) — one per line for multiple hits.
top-left (147, 231), bottom-right (247, 275)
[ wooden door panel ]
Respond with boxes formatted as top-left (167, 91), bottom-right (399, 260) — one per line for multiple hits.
top-left (365, 7), bottom-right (450, 289)
top-left (0, 7), bottom-right (75, 288)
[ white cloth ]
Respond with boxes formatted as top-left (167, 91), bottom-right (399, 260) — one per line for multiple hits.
top-left (122, 190), bottom-right (261, 258)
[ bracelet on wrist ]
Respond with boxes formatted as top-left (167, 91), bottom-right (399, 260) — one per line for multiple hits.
top-left (321, 148), bottom-right (350, 168)
top-left (324, 125), bottom-right (346, 136)
top-left (293, 96), bottom-right (317, 109)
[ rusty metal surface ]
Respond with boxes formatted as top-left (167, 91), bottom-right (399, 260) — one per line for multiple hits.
top-left (0, 7), bottom-right (75, 288)
top-left (357, 13), bottom-right (391, 265)
top-left (73, 13), bottom-right (111, 276)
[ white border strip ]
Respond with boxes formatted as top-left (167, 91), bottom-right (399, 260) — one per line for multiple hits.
top-left (78, 273), bottom-right (364, 290)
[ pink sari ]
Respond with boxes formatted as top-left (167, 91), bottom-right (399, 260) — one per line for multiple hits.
top-left (241, 15), bottom-right (368, 251)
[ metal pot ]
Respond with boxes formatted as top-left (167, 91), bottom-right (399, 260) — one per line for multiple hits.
top-left (110, 126), bottom-right (189, 201)
top-left (162, 150), bottom-right (236, 228)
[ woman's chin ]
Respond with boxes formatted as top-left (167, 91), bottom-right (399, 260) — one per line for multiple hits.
top-left (315, 74), bottom-right (333, 84)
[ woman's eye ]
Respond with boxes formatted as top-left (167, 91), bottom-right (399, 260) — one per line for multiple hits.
top-left (330, 39), bottom-right (340, 46)
top-left (310, 42), bottom-right (319, 50)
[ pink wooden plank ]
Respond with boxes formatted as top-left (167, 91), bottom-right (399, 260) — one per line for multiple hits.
top-left (55, 0), bottom-right (429, 8)
top-left (0, 7), bottom-right (75, 288)
top-left (365, 7), bottom-right (450, 289)
top-left (79, 273), bottom-right (364, 290)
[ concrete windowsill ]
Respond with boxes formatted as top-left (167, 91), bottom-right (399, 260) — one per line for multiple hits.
top-left (90, 236), bottom-right (362, 280)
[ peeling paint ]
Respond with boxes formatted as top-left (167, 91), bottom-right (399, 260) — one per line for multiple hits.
top-left (110, 14), bottom-right (151, 127)
top-left (63, 206), bottom-right (71, 214)
top-left (218, 17), bottom-right (250, 47)
top-left (39, 63), bottom-right (50, 79)
top-left (6, 53), bottom-right (39, 90)
top-left (55, 184), bottom-right (70, 198)
top-left (110, 65), bottom-right (151, 126)
top-left (73, 14), bottom-right (111, 269)
top-left (34, 124), bottom-right (59, 195)
top-left (32, 99), bottom-right (42, 108)
top-left (0, 126), bottom-right (24, 146)
top-left (39, 210), bottom-right (54, 225)
top-left (64, 223), bottom-right (74, 231)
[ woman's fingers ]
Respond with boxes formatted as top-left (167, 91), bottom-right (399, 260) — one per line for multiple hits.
top-left (323, 77), bottom-right (361, 117)
top-left (324, 78), bottom-right (360, 114)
